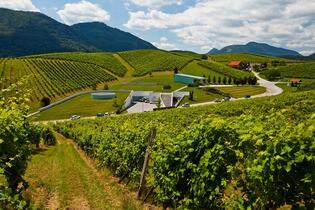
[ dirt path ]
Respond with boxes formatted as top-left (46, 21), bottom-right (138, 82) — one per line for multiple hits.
top-left (24, 133), bottom-right (143, 210)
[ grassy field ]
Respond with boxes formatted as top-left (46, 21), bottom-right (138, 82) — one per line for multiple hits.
top-left (217, 86), bottom-right (266, 98)
top-left (111, 72), bottom-right (185, 92)
top-left (118, 50), bottom-right (194, 76)
top-left (181, 87), bottom-right (223, 104)
top-left (33, 92), bottom-right (129, 121)
top-left (24, 133), bottom-right (142, 210)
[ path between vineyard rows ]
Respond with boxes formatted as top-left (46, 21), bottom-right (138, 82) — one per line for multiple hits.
top-left (24, 133), bottom-right (147, 210)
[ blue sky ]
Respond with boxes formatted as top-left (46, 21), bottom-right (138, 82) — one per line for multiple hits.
top-left (0, 0), bottom-right (315, 55)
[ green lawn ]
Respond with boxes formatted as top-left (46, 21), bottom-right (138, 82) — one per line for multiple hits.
top-left (181, 87), bottom-right (223, 104)
top-left (24, 133), bottom-right (141, 209)
top-left (32, 92), bottom-right (129, 121)
top-left (217, 86), bottom-right (266, 98)
top-left (111, 73), bottom-right (185, 92)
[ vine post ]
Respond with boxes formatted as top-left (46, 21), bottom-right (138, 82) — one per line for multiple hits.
top-left (137, 127), bottom-right (157, 199)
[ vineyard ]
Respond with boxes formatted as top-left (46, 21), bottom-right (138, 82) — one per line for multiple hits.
top-left (209, 53), bottom-right (297, 64)
top-left (198, 60), bottom-right (252, 78)
top-left (55, 90), bottom-right (315, 209)
top-left (30, 52), bottom-right (128, 77)
top-left (262, 62), bottom-right (315, 79)
top-left (118, 50), bottom-right (194, 76)
top-left (0, 58), bottom-right (115, 102)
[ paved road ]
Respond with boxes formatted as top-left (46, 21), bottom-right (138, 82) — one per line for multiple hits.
top-left (191, 71), bottom-right (284, 107)
top-left (251, 71), bottom-right (283, 98)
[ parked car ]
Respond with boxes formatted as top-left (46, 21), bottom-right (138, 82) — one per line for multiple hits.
top-left (182, 102), bottom-right (190, 107)
top-left (244, 95), bottom-right (251, 99)
top-left (214, 98), bottom-right (223, 103)
top-left (96, 113), bottom-right (105, 117)
top-left (70, 115), bottom-right (80, 120)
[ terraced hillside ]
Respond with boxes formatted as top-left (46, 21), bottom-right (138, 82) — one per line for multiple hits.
top-left (119, 50), bottom-right (194, 76)
top-left (0, 58), bottom-right (115, 102)
top-left (29, 52), bottom-right (128, 77)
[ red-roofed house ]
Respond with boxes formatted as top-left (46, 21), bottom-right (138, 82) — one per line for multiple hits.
top-left (228, 61), bottom-right (247, 69)
top-left (290, 79), bottom-right (302, 87)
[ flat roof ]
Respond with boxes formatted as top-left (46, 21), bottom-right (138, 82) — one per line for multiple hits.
top-left (91, 92), bottom-right (116, 96)
top-left (175, 73), bottom-right (205, 80)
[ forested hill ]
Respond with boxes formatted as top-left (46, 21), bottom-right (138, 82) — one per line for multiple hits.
top-left (0, 8), bottom-right (156, 57)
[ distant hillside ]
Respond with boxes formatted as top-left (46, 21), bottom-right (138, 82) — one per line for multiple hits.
top-left (0, 8), bottom-right (155, 57)
top-left (208, 42), bottom-right (302, 57)
top-left (209, 53), bottom-right (299, 64)
top-left (71, 22), bottom-right (155, 52)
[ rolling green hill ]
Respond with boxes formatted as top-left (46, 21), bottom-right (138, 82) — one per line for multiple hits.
top-left (262, 62), bottom-right (315, 79)
top-left (198, 60), bottom-right (252, 78)
top-left (30, 52), bottom-right (128, 77)
top-left (118, 50), bottom-right (194, 76)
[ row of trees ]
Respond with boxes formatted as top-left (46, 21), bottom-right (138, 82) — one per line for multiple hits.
top-left (202, 75), bottom-right (258, 85)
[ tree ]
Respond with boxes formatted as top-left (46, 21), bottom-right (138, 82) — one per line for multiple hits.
top-left (228, 77), bottom-right (232, 85)
top-left (92, 83), bottom-right (97, 90)
top-left (103, 84), bottom-right (109, 90)
top-left (213, 75), bottom-right (216, 84)
top-left (174, 67), bottom-right (179, 74)
top-left (189, 91), bottom-right (194, 101)
top-left (157, 98), bottom-right (162, 108)
top-left (218, 77), bottom-right (222, 84)
top-left (41, 127), bottom-right (56, 146)
top-left (40, 97), bottom-right (51, 107)
top-left (201, 54), bottom-right (208, 60)
top-left (207, 75), bottom-right (211, 84)
top-left (149, 71), bottom-right (153, 77)
top-left (223, 77), bottom-right (227, 85)
top-left (163, 84), bottom-right (171, 89)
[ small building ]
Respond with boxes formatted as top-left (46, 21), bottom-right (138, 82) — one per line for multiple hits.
top-left (228, 61), bottom-right (247, 69)
top-left (174, 74), bottom-right (205, 85)
top-left (91, 92), bottom-right (116, 100)
top-left (290, 79), bottom-right (302, 87)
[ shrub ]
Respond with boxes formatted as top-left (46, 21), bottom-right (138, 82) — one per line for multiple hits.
top-left (163, 84), bottom-right (171, 89)
top-left (40, 97), bottom-right (51, 107)
top-left (41, 127), bottom-right (56, 145)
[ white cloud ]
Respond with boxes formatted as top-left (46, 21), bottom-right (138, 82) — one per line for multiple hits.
top-left (128, 0), bottom-right (182, 8)
top-left (125, 0), bottom-right (315, 53)
top-left (0, 0), bottom-right (39, 12)
top-left (57, 0), bottom-right (110, 25)
top-left (153, 37), bottom-right (178, 50)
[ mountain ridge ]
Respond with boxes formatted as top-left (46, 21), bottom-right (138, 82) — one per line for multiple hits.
top-left (0, 8), bottom-right (156, 57)
top-left (208, 42), bottom-right (303, 57)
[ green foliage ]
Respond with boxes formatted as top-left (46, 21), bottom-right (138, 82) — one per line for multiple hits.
top-left (0, 186), bottom-right (28, 210)
top-left (199, 61), bottom-right (252, 79)
top-left (152, 118), bottom-right (238, 208)
top-left (263, 69), bottom-right (281, 80)
top-left (262, 62), bottom-right (315, 79)
top-left (119, 50), bottom-right (193, 76)
top-left (41, 127), bottom-right (56, 146)
top-left (54, 90), bottom-right (315, 208)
